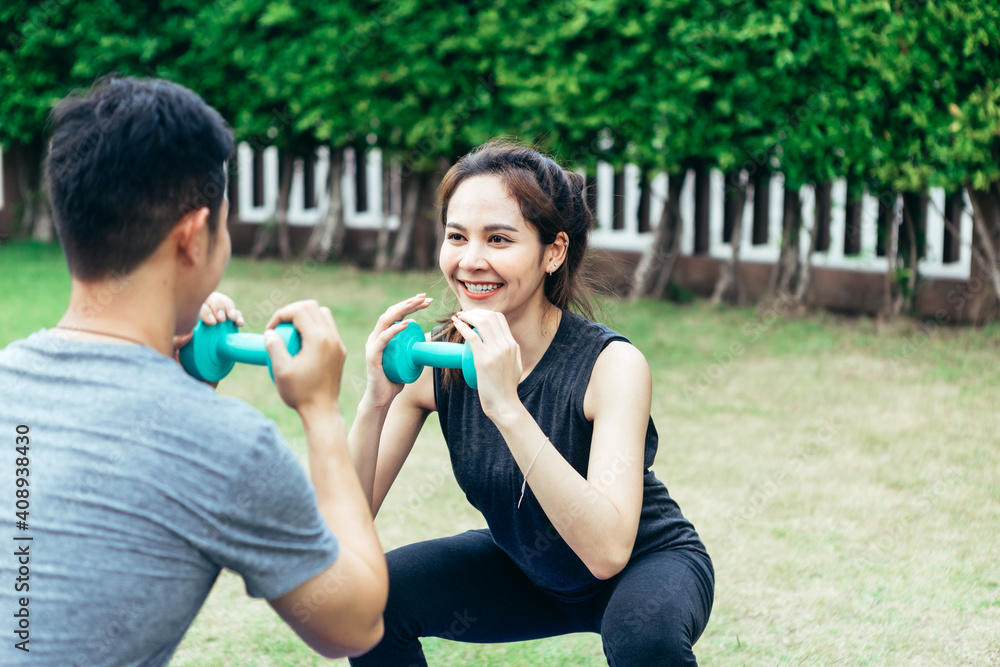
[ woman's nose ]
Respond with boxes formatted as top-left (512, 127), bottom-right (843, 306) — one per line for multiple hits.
top-left (458, 241), bottom-right (489, 271)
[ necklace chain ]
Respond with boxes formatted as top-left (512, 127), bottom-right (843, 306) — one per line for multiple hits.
top-left (53, 325), bottom-right (147, 346)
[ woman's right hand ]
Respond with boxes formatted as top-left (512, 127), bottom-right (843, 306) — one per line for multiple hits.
top-left (364, 293), bottom-right (433, 409)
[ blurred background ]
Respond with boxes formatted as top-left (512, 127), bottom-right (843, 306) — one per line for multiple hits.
top-left (2, 0), bottom-right (999, 322)
top-left (1, 3), bottom-right (999, 665)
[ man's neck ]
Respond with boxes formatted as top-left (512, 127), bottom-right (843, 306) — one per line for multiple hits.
top-left (57, 265), bottom-right (179, 357)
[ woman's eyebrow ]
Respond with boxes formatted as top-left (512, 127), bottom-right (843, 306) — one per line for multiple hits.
top-left (445, 222), bottom-right (520, 233)
top-left (484, 224), bottom-right (520, 234)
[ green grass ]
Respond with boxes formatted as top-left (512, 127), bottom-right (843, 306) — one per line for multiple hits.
top-left (2, 241), bottom-right (1000, 666)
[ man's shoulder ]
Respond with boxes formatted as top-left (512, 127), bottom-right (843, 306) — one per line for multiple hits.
top-left (1, 330), bottom-right (285, 455)
top-left (196, 394), bottom-right (287, 459)
top-left (147, 366), bottom-right (286, 457)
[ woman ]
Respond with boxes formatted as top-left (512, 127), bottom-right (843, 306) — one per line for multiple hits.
top-left (349, 140), bottom-right (713, 666)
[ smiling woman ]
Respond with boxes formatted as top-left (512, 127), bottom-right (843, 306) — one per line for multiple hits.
top-left (347, 139), bottom-right (714, 667)
top-left (439, 142), bottom-right (592, 314)
top-left (439, 175), bottom-right (568, 375)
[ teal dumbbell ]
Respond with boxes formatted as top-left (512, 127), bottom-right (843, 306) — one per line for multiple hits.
top-left (382, 321), bottom-right (477, 389)
top-left (179, 320), bottom-right (301, 383)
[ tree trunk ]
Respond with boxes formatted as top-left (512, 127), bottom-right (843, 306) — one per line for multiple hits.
top-left (11, 141), bottom-right (50, 240)
top-left (330, 185), bottom-right (349, 261)
top-left (304, 147), bottom-right (345, 262)
top-left (966, 185), bottom-right (1000, 321)
top-left (372, 158), bottom-right (401, 272)
top-left (710, 176), bottom-right (750, 306)
top-left (275, 152), bottom-right (293, 261)
top-left (409, 170), bottom-right (443, 270)
top-left (30, 151), bottom-right (53, 241)
top-left (631, 173), bottom-right (685, 300)
top-left (880, 194), bottom-right (903, 321)
top-left (373, 210), bottom-right (393, 273)
top-left (250, 150), bottom-right (294, 260)
top-left (376, 169), bottom-right (413, 272)
top-left (430, 158), bottom-right (450, 263)
top-left (766, 185), bottom-right (802, 301)
top-left (387, 171), bottom-right (427, 272)
top-left (793, 184), bottom-right (824, 306)
top-left (900, 199), bottom-right (920, 314)
top-left (249, 220), bottom-right (273, 259)
top-left (13, 144), bottom-right (33, 238)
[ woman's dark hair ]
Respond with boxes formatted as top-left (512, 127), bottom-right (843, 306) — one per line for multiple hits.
top-left (45, 76), bottom-right (234, 280)
top-left (434, 139), bottom-right (600, 383)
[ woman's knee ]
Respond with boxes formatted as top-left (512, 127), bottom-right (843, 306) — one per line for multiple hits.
top-left (599, 550), bottom-right (713, 666)
top-left (379, 546), bottom-right (437, 635)
top-left (601, 597), bottom-right (697, 666)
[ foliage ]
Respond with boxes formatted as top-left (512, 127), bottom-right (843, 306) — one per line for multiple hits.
top-left (871, 0), bottom-right (1000, 193)
top-left (3, 1), bottom-right (997, 187)
top-left (2, 1), bottom-right (998, 297)
top-left (0, 1), bottom-right (175, 147)
top-left (165, 0), bottom-right (373, 152)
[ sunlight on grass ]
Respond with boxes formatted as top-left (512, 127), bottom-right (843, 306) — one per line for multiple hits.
top-left (2, 241), bottom-right (998, 665)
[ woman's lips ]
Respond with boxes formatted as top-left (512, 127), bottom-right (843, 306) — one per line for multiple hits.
top-left (460, 281), bottom-right (503, 299)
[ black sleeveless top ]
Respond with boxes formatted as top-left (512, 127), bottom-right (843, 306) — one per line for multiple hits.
top-left (433, 310), bottom-right (708, 599)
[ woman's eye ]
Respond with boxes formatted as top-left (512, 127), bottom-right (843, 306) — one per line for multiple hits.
top-left (490, 235), bottom-right (509, 244)
top-left (447, 233), bottom-right (465, 241)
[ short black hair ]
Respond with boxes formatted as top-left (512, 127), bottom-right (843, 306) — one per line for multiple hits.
top-left (45, 77), bottom-right (234, 280)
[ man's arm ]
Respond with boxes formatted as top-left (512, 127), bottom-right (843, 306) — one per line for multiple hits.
top-left (264, 301), bottom-right (388, 658)
top-left (269, 409), bottom-right (387, 657)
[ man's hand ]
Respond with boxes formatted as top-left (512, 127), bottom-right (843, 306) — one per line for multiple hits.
top-left (265, 300), bottom-right (346, 417)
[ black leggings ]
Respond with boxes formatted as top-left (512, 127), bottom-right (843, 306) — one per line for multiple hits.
top-left (349, 529), bottom-right (714, 667)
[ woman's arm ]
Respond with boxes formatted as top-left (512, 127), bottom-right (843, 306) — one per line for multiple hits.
top-left (350, 368), bottom-right (434, 516)
top-left (452, 311), bottom-right (649, 580)
top-left (498, 343), bottom-right (648, 579)
top-left (348, 294), bottom-right (436, 515)
top-left (579, 342), bottom-right (650, 573)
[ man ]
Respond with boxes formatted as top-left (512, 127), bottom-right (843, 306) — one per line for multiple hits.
top-left (0, 77), bottom-right (387, 665)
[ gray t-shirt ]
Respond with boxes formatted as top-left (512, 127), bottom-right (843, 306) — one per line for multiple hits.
top-left (0, 331), bottom-right (340, 666)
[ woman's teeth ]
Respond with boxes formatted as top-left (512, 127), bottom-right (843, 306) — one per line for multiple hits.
top-left (463, 282), bottom-right (502, 294)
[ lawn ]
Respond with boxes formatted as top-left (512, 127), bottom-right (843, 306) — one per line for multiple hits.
top-left (2, 241), bottom-right (999, 666)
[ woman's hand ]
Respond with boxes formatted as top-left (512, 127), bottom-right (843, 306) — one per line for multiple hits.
top-left (173, 291), bottom-right (245, 351)
top-left (363, 293), bottom-right (434, 410)
top-left (451, 309), bottom-right (524, 425)
top-left (173, 292), bottom-right (245, 387)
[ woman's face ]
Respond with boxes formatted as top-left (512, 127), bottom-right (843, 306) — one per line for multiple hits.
top-left (439, 175), bottom-right (552, 318)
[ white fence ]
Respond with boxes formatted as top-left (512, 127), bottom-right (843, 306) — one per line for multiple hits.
top-left (237, 142), bottom-right (399, 231)
top-left (589, 165), bottom-right (973, 280)
top-left (237, 142), bottom-right (974, 281)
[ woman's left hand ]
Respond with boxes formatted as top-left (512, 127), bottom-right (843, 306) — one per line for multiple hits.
top-left (173, 292), bottom-right (245, 386)
top-left (451, 309), bottom-right (524, 424)
top-left (173, 291), bottom-right (246, 351)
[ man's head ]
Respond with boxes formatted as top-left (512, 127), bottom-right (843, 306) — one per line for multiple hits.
top-left (45, 77), bottom-right (234, 281)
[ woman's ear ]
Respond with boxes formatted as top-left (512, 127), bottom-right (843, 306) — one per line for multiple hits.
top-left (546, 231), bottom-right (570, 273)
